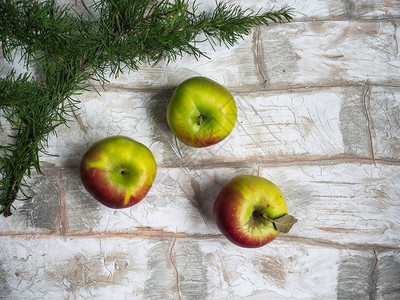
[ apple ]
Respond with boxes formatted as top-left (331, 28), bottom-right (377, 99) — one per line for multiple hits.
top-left (80, 136), bottom-right (157, 209)
top-left (213, 175), bottom-right (297, 248)
top-left (166, 76), bottom-right (237, 148)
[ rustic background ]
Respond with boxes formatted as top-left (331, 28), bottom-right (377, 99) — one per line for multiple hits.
top-left (1, 0), bottom-right (400, 299)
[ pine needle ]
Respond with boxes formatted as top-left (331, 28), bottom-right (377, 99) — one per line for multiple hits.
top-left (0, 0), bottom-right (294, 216)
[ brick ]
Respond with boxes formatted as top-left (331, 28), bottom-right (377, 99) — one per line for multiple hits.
top-left (43, 86), bottom-right (370, 167)
top-left (369, 86), bottom-right (400, 161)
top-left (258, 21), bottom-right (400, 89)
top-left (0, 236), bottom-right (375, 299)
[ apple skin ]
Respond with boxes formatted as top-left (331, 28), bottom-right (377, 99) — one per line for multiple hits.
top-left (166, 76), bottom-right (237, 148)
top-left (213, 175), bottom-right (288, 248)
top-left (80, 136), bottom-right (157, 209)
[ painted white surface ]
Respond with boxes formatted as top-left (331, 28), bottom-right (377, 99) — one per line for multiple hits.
top-left (1, 0), bottom-right (400, 299)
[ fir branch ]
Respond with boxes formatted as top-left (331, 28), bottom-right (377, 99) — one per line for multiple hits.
top-left (0, 0), bottom-right (294, 216)
top-left (0, 65), bottom-right (85, 216)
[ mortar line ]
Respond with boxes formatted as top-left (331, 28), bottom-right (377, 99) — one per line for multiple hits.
top-left (57, 169), bottom-right (69, 238)
top-left (369, 247), bottom-right (379, 300)
top-left (253, 26), bottom-right (268, 89)
top-left (54, 156), bottom-right (400, 171)
top-left (169, 237), bottom-right (181, 300)
top-left (361, 82), bottom-right (376, 165)
top-left (94, 81), bottom-right (400, 96)
top-left (1, 230), bottom-right (399, 252)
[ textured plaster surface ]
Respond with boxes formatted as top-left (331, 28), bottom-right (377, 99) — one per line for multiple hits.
top-left (1, 0), bottom-right (399, 299)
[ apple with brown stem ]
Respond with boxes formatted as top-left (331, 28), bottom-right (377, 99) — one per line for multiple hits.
top-left (166, 76), bottom-right (237, 148)
top-left (213, 175), bottom-right (297, 248)
top-left (80, 136), bottom-right (157, 209)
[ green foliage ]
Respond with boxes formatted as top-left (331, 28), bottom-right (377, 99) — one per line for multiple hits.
top-left (0, 0), bottom-right (293, 216)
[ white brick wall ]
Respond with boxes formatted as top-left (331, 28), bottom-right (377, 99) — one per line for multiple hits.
top-left (1, 0), bottom-right (399, 299)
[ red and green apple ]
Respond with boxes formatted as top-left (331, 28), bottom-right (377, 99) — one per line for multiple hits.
top-left (166, 76), bottom-right (237, 148)
top-left (213, 175), bottom-right (297, 248)
top-left (80, 135), bottom-right (157, 209)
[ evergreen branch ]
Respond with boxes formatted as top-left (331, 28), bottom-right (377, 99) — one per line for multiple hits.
top-left (0, 0), bottom-right (88, 68)
top-left (202, 3), bottom-right (294, 47)
top-left (0, 64), bottom-right (86, 216)
top-left (0, 0), bottom-right (293, 216)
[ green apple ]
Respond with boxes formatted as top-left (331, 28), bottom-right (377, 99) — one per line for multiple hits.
top-left (80, 136), bottom-right (157, 209)
top-left (166, 76), bottom-right (237, 148)
top-left (213, 175), bottom-right (297, 248)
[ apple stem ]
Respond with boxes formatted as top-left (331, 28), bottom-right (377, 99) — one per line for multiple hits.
top-left (262, 213), bottom-right (298, 234)
top-left (197, 114), bottom-right (204, 126)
